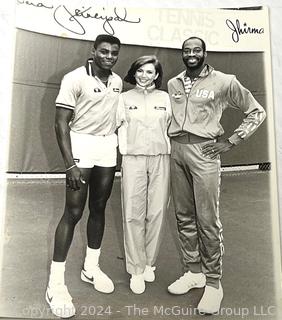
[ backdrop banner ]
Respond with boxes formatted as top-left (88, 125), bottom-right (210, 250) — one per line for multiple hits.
top-left (9, 3), bottom-right (273, 172)
top-left (15, 1), bottom-right (269, 52)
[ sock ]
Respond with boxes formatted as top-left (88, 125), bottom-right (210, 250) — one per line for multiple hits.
top-left (188, 262), bottom-right (202, 274)
top-left (206, 278), bottom-right (220, 289)
top-left (49, 260), bottom-right (66, 286)
top-left (84, 246), bottom-right (100, 270)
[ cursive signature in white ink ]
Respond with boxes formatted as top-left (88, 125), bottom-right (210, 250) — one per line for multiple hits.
top-left (226, 19), bottom-right (264, 43)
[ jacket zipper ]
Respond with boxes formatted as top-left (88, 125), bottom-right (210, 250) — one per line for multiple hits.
top-left (144, 90), bottom-right (148, 152)
top-left (181, 78), bottom-right (199, 132)
top-left (181, 79), bottom-right (190, 132)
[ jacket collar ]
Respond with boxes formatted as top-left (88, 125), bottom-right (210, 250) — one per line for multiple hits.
top-left (134, 83), bottom-right (156, 93)
top-left (176, 64), bottom-right (213, 80)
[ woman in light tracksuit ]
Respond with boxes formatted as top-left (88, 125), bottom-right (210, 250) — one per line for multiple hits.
top-left (117, 55), bottom-right (171, 294)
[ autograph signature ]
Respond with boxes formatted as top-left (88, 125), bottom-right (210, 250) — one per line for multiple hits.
top-left (226, 19), bottom-right (264, 43)
top-left (16, 0), bottom-right (141, 36)
top-left (17, 0), bottom-right (53, 9)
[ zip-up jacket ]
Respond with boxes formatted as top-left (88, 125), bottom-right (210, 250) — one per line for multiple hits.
top-left (168, 65), bottom-right (266, 145)
top-left (117, 85), bottom-right (171, 155)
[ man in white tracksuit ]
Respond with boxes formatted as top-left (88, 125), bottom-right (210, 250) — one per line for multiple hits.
top-left (117, 55), bottom-right (171, 294)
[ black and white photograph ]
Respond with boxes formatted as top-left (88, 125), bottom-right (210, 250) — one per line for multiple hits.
top-left (0, 0), bottom-right (282, 319)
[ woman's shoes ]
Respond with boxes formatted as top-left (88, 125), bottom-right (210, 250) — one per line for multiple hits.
top-left (130, 266), bottom-right (156, 294)
top-left (130, 274), bottom-right (145, 294)
top-left (143, 265), bottom-right (156, 282)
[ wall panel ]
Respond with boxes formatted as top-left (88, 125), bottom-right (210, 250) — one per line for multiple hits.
top-left (8, 29), bottom-right (269, 172)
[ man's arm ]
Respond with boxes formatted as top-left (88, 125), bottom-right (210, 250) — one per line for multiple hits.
top-left (55, 108), bottom-right (75, 168)
top-left (202, 76), bottom-right (266, 159)
top-left (55, 108), bottom-right (83, 190)
top-left (226, 76), bottom-right (266, 145)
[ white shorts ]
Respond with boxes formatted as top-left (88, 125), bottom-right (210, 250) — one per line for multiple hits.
top-left (70, 131), bottom-right (117, 168)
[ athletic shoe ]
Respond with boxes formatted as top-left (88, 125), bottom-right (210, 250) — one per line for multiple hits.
top-left (130, 274), bottom-right (146, 294)
top-left (81, 265), bottom-right (114, 293)
top-left (168, 271), bottom-right (206, 295)
top-left (143, 265), bottom-right (156, 282)
top-left (197, 282), bottom-right (223, 314)
top-left (45, 284), bottom-right (75, 318)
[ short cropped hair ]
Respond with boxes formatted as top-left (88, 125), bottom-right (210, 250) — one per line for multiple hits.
top-left (182, 36), bottom-right (206, 52)
top-left (124, 55), bottom-right (163, 88)
top-left (93, 34), bottom-right (121, 49)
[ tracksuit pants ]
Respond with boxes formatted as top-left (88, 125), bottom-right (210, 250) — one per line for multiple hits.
top-left (121, 154), bottom-right (170, 275)
top-left (170, 139), bottom-right (224, 286)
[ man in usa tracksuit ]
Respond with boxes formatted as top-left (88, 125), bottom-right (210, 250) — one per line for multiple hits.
top-left (167, 36), bottom-right (266, 314)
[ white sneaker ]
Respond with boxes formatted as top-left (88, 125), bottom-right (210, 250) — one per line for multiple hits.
top-left (81, 265), bottom-right (114, 293)
top-left (143, 266), bottom-right (156, 282)
top-left (197, 282), bottom-right (223, 314)
top-left (130, 274), bottom-right (145, 294)
top-left (45, 284), bottom-right (75, 318)
top-left (168, 271), bottom-right (206, 295)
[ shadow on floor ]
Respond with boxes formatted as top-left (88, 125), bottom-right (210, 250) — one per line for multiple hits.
top-left (0, 171), bottom-right (281, 319)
